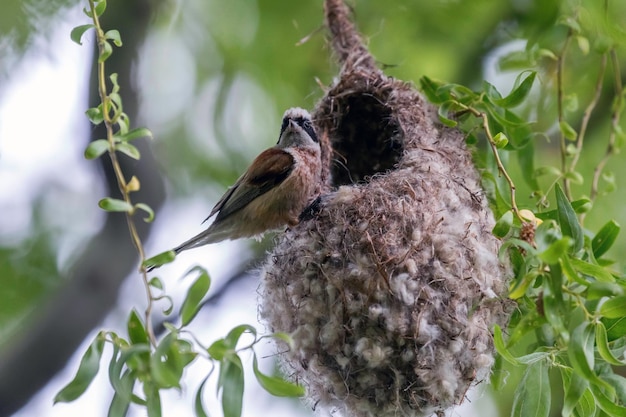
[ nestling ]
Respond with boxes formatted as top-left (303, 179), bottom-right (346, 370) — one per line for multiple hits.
top-left (166, 107), bottom-right (322, 258)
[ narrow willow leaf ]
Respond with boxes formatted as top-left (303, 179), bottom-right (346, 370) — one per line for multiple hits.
top-left (560, 120), bottom-right (578, 141)
top-left (105, 29), bottom-right (122, 47)
top-left (517, 141), bottom-right (540, 191)
top-left (538, 236), bottom-right (571, 264)
top-left (99, 40), bottom-right (113, 63)
top-left (116, 142), bottom-right (141, 160)
top-left (94, 0), bottom-right (107, 16)
top-left (225, 324), bottom-right (256, 348)
top-left (555, 184), bottom-right (583, 253)
top-left (134, 203), bottom-right (154, 223)
top-left (592, 220), bottom-right (620, 258)
top-left (493, 132), bottom-right (509, 148)
top-left (568, 322), bottom-right (614, 392)
top-left (150, 333), bottom-right (180, 389)
top-left (569, 257), bottom-right (615, 283)
top-left (252, 354), bottom-right (304, 397)
top-left (127, 310), bottom-right (149, 345)
top-left (220, 356), bottom-right (244, 417)
top-left (84, 139), bottom-right (110, 160)
top-left (511, 361), bottom-right (550, 417)
top-left (144, 382), bottom-right (162, 417)
top-left (493, 71), bottom-right (536, 108)
top-left (143, 250), bottom-right (176, 270)
top-left (107, 370), bottom-right (133, 417)
top-left (561, 368), bottom-right (589, 417)
top-left (600, 296), bottom-right (626, 319)
top-left (180, 269), bottom-right (211, 326)
top-left (149, 277), bottom-right (164, 290)
top-left (120, 127), bottom-right (153, 142)
top-left (419, 76), bottom-right (446, 104)
top-left (85, 106), bottom-right (103, 125)
top-left (590, 383), bottom-right (626, 416)
top-left (437, 101), bottom-right (458, 127)
top-left (98, 197), bottom-right (133, 212)
top-left (492, 210), bottom-right (513, 238)
top-left (194, 376), bottom-right (211, 417)
top-left (587, 282), bottom-right (623, 300)
top-left (54, 334), bottom-right (105, 403)
top-left (603, 317), bottom-right (626, 341)
top-left (595, 322), bottom-right (626, 366)
top-left (70, 24), bottom-right (95, 45)
top-left (493, 325), bottom-right (519, 365)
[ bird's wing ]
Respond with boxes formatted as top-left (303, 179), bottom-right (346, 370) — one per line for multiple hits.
top-left (205, 148), bottom-right (295, 222)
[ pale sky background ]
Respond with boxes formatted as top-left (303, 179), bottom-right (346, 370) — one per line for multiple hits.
top-left (0, 4), bottom-right (513, 417)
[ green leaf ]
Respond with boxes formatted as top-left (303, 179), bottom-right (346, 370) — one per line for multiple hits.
top-left (144, 251), bottom-right (176, 271)
top-left (492, 210), bottom-right (513, 238)
top-left (94, 0), bottom-right (107, 17)
top-left (180, 268), bottom-right (212, 326)
top-left (252, 354), bottom-right (304, 397)
top-left (493, 71), bottom-right (536, 108)
top-left (511, 361), bottom-right (550, 417)
top-left (568, 322), bottom-right (614, 392)
top-left (84, 139), bottom-right (110, 160)
top-left (560, 120), bottom-right (578, 141)
top-left (120, 127), bottom-right (153, 142)
top-left (98, 197), bottom-right (133, 213)
top-left (115, 142), bottom-right (141, 160)
top-left (151, 333), bottom-right (181, 389)
top-left (85, 106), bottom-right (104, 125)
top-left (517, 141), bottom-right (540, 192)
top-left (225, 325), bottom-right (256, 349)
top-left (70, 24), bottom-right (95, 45)
top-left (603, 317), bottom-right (626, 341)
top-left (600, 296), bottom-right (626, 318)
top-left (437, 101), bottom-right (458, 127)
top-left (107, 370), bottom-right (133, 417)
top-left (560, 256), bottom-right (588, 286)
top-left (538, 236), bottom-right (571, 264)
top-left (127, 310), bottom-right (149, 345)
top-left (587, 282), bottom-right (623, 300)
top-left (493, 325), bottom-right (519, 365)
top-left (220, 355), bottom-right (244, 417)
top-left (569, 257), bottom-right (615, 283)
top-left (195, 376), bottom-right (211, 417)
top-left (134, 203), bottom-right (155, 223)
top-left (595, 322), bottom-right (626, 366)
top-left (555, 184), bottom-right (583, 253)
top-left (99, 40), bottom-right (113, 63)
top-left (592, 220), bottom-right (620, 258)
top-left (144, 382), bottom-right (162, 417)
top-left (105, 29), bottom-right (122, 47)
top-left (590, 383), bottom-right (626, 416)
top-left (561, 368), bottom-right (589, 417)
top-left (493, 132), bottom-right (509, 148)
top-left (419, 76), bottom-right (447, 104)
top-left (54, 334), bottom-right (105, 403)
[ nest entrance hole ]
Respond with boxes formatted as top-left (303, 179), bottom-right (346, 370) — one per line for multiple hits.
top-left (329, 94), bottom-right (404, 186)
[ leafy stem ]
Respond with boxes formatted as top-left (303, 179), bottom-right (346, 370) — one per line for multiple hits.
top-left (87, 0), bottom-right (156, 346)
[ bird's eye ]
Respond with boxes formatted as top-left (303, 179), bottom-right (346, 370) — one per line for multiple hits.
top-left (298, 118), bottom-right (319, 143)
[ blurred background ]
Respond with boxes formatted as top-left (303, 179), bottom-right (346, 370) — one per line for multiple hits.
top-left (1, 0), bottom-right (625, 416)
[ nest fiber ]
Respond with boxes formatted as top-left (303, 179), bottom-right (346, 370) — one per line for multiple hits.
top-left (259, 1), bottom-right (510, 416)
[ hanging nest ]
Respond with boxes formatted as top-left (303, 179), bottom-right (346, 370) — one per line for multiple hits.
top-left (259, 1), bottom-right (512, 416)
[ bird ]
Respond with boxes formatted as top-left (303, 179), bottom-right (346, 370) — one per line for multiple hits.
top-left (146, 108), bottom-right (321, 271)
